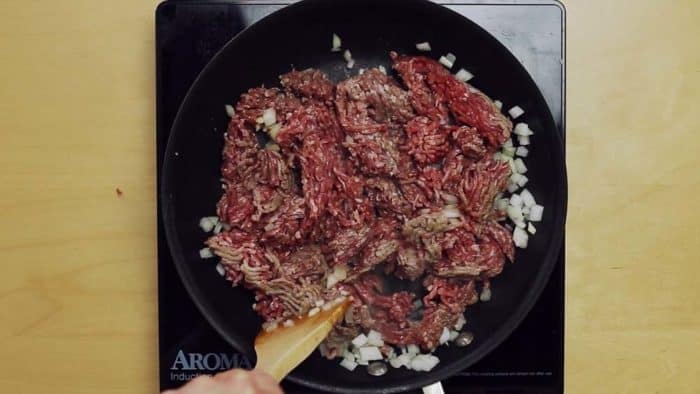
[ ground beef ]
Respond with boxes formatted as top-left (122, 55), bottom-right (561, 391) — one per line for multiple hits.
top-left (391, 52), bottom-right (512, 148)
top-left (207, 57), bottom-right (516, 351)
top-left (280, 68), bottom-right (334, 102)
top-left (458, 157), bottom-right (512, 220)
top-left (405, 116), bottom-right (450, 165)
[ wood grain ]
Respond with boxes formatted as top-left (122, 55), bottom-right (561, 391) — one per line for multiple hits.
top-left (0, 1), bottom-right (698, 393)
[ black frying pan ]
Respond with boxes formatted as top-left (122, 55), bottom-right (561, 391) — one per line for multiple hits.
top-left (161, 0), bottom-right (567, 392)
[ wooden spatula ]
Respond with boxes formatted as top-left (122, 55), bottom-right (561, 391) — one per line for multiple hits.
top-left (254, 299), bottom-right (350, 382)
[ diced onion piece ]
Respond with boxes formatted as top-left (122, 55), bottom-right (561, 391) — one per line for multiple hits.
top-left (449, 330), bottom-right (459, 341)
top-left (326, 264), bottom-right (347, 288)
top-left (407, 344), bottom-right (420, 355)
top-left (442, 205), bottom-right (462, 219)
top-left (508, 105), bottom-right (525, 119)
top-left (358, 346), bottom-right (383, 361)
top-left (516, 175), bottom-right (529, 187)
top-left (516, 146), bottom-right (529, 157)
top-left (199, 216), bottom-right (217, 232)
top-left (442, 193), bottom-right (458, 204)
top-left (509, 193), bottom-right (523, 207)
top-left (503, 138), bottom-right (513, 149)
top-left (215, 263), bottom-right (226, 277)
top-left (411, 354), bottom-right (440, 372)
top-left (378, 65), bottom-right (387, 75)
top-left (199, 248), bottom-right (214, 259)
top-left (262, 108), bottom-right (276, 127)
top-left (352, 333), bottom-right (368, 348)
top-left (342, 348), bottom-right (355, 360)
top-left (502, 146), bottom-right (516, 157)
top-left (514, 123), bottom-right (533, 136)
top-left (507, 205), bottom-right (524, 223)
top-left (513, 227), bottom-right (529, 248)
top-left (358, 68), bottom-right (366, 75)
top-left (225, 104), bottom-right (235, 118)
top-left (515, 220), bottom-right (526, 229)
top-left (366, 330), bottom-right (384, 347)
top-left (346, 59), bottom-right (355, 69)
top-left (454, 314), bottom-right (466, 331)
top-left (390, 353), bottom-right (413, 369)
top-left (529, 204), bottom-right (544, 222)
top-left (332, 33), bottom-right (342, 51)
top-left (528, 222), bottom-right (537, 235)
top-left (438, 56), bottom-right (454, 69)
top-left (494, 100), bottom-right (503, 110)
top-left (518, 135), bottom-right (531, 146)
top-left (267, 123), bottom-right (281, 141)
top-left (455, 68), bottom-right (473, 82)
top-left (495, 198), bottom-right (509, 212)
top-left (416, 42), bottom-right (432, 51)
top-left (439, 327), bottom-right (450, 344)
top-left (514, 158), bottom-right (528, 174)
top-left (340, 357), bottom-right (358, 371)
top-left (520, 189), bottom-right (536, 208)
top-left (213, 222), bottom-right (223, 234)
top-left (445, 53), bottom-right (457, 64)
top-left (480, 286), bottom-right (492, 302)
top-left (507, 182), bottom-right (520, 193)
top-left (343, 49), bottom-right (353, 62)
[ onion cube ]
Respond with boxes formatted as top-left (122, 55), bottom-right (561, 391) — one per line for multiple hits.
top-left (351, 333), bottom-right (368, 348)
top-left (516, 174), bottom-right (529, 187)
top-left (509, 193), bottom-right (523, 207)
top-left (225, 104), bottom-right (235, 118)
top-left (411, 355), bottom-right (440, 372)
top-left (262, 108), bottom-right (276, 127)
top-left (340, 358), bottom-right (358, 371)
top-left (199, 248), bottom-right (214, 259)
top-left (366, 330), bottom-right (384, 347)
top-left (407, 344), bottom-right (420, 355)
top-left (518, 135), bottom-right (531, 146)
top-left (514, 158), bottom-right (528, 174)
top-left (439, 327), bottom-right (450, 344)
top-left (438, 56), bottom-right (454, 69)
top-left (514, 123), bottom-right (533, 136)
top-left (529, 204), bottom-right (544, 222)
top-left (507, 205), bottom-right (524, 222)
top-left (513, 227), bottom-right (529, 248)
top-left (455, 68), bottom-right (473, 82)
top-left (358, 346), bottom-right (383, 361)
top-left (528, 222), bottom-right (537, 234)
top-left (454, 314), bottom-right (466, 330)
top-left (520, 189), bottom-right (536, 208)
top-left (516, 146), bottom-right (529, 157)
top-left (332, 33), bottom-right (342, 51)
top-left (508, 105), bottom-right (525, 119)
top-left (416, 42), bottom-right (432, 51)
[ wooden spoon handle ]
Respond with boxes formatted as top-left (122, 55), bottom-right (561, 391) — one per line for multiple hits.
top-left (254, 299), bottom-right (349, 382)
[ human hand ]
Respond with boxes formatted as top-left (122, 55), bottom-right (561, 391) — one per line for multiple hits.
top-left (163, 369), bottom-right (283, 394)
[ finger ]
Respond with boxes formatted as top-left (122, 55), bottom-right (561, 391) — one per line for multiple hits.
top-left (177, 375), bottom-right (217, 394)
top-left (214, 369), bottom-right (256, 394)
top-left (248, 370), bottom-right (284, 394)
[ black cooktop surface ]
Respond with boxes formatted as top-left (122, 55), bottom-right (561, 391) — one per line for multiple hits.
top-left (156, 2), bottom-right (565, 393)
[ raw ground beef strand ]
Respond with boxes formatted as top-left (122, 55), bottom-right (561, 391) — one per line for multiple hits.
top-left (207, 55), bottom-right (516, 353)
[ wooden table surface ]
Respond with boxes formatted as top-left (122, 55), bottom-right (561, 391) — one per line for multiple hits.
top-left (1, 1), bottom-right (698, 393)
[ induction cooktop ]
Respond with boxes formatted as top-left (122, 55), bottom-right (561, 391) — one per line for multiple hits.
top-left (156, 2), bottom-right (566, 393)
